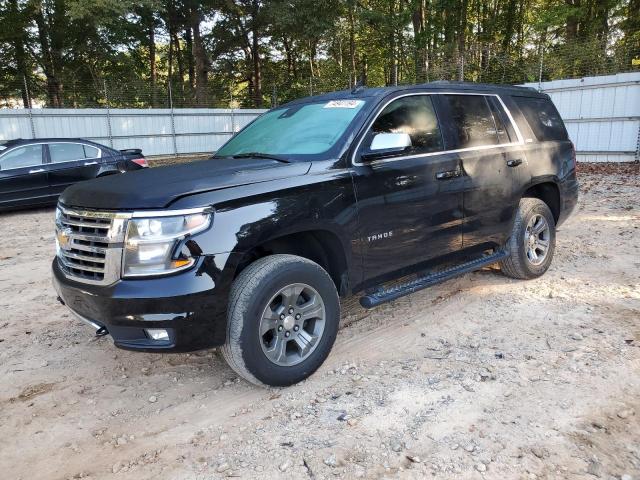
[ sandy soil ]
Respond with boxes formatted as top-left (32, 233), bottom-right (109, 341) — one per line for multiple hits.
top-left (0, 163), bottom-right (639, 480)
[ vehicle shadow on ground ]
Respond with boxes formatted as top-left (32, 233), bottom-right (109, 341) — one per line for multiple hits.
top-left (0, 205), bottom-right (55, 218)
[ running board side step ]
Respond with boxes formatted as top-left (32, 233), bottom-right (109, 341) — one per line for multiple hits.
top-left (359, 250), bottom-right (509, 309)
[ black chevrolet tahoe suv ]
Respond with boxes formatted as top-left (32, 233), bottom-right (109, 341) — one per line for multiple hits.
top-left (53, 82), bottom-right (579, 387)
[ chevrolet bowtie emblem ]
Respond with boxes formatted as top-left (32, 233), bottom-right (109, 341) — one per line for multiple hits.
top-left (57, 227), bottom-right (72, 250)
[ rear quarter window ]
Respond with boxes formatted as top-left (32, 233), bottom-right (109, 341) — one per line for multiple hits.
top-left (513, 96), bottom-right (568, 142)
top-left (83, 145), bottom-right (100, 158)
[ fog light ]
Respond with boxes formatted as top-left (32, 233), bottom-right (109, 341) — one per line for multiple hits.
top-left (146, 328), bottom-right (169, 341)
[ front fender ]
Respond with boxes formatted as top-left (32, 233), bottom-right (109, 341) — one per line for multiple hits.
top-left (174, 166), bottom-right (362, 289)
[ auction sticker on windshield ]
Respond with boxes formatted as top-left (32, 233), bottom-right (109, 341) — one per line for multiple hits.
top-left (324, 100), bottom-right (363, 109)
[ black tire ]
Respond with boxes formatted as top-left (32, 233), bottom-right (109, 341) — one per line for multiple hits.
top-left (500, 197), bottom-right (556, 280)
top-left (221, 254), bottom-right (340, 387)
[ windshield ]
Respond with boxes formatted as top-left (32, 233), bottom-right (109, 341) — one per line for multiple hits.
top-left (216, 99), bottom-right (366, 160)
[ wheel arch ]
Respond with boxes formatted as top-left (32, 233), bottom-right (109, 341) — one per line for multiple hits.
top-left (521, 180), bottom-right (561, 223)
top-left (96, 166), bottom-right (120, 177)
top-left (233, 229), bottom-right (350, 297)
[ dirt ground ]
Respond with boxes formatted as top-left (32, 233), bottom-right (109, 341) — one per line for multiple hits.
top-left (1, 163), bottom-right (639, 480)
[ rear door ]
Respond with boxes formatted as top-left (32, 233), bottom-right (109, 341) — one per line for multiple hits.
top-left (46, 142), bottom-right (103, 196)
top-left (351, 93), bottom-right (464, 285)
top-left (0, 144), bottom-right (50, 208)
top-left (437, 93), bottom-right (523, 250)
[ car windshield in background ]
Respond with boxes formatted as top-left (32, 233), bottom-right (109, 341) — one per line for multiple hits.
top-left (216, 99), bottom-right (367, 160)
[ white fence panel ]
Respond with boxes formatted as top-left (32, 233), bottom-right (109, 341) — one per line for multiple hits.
top-left (522, 72), bottom-right (640, 162)
top-left (0, 108), bottom-right (266, 157)
top-left (5, 75), bottom-right (638, 162)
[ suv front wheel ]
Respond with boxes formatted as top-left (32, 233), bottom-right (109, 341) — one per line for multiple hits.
top-left (222, 254), bottom-right (340, 387)
top-left (500, 197), bottom-right (557, 279)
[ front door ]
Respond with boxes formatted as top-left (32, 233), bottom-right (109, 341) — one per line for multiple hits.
top-left (46, 142), bottom-right (103, 196)
top-left (0, 144), bottom-right (49, 208)
top-left (351, 94), bottom-right (464, 286)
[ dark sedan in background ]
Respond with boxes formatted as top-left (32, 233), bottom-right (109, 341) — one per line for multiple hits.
top-left (0, 138), bottom-right (147, 211)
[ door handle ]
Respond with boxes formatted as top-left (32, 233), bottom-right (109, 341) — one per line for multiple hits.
top-left (84, 161), bottom-right (98, 166)
top-left (29, 168), bottom-right (45, 174)
top-left (436, 170), bottom-right (461, 180)
top-left (507, 159), bottom-right (523, 167)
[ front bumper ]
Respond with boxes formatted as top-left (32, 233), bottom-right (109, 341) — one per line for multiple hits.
top-left (52, 254), bottom-right (236, 352)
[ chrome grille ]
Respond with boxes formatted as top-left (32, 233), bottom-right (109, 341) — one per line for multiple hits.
top-left (56, 205), bottom-right (130, 285)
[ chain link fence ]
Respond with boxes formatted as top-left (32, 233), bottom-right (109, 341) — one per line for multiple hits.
top-left (1, 37), bottom-right (638, 160)
top-left (2, 40), bottom-right (638, 111)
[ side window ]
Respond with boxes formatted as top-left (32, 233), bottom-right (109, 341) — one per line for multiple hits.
top-left (442, 94), bottom-right (499, 148)
top-left (369, 95), bottom-right (443, 154)
top-left (487, 96), bottom-right (516, 144)
top-left (83, 145), bottom-right (100, 158)
top-left (512, 96), bottom-right (568, 141)
top-left (49, 143), bottom-right (86, 163)
top-left (0, 145), bottom-right (43, 170)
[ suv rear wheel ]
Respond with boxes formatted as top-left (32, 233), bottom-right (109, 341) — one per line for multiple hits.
top-left (222, 254), bottom-right (340, 387)
top-left (500, 197), bottom-right (556, 279)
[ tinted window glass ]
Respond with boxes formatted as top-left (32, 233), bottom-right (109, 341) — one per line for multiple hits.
top-left (49, 143), bottom-right (86, 163)
top-left (487, 97), bottom-right (513, 144)
top-left (216, 100), bottom-right (366, 157)
top-left (369, 95), bottom-right (443, 154)
top-left (0, 145), bottom-right (43, 170)
top-left (443, 95), bottom-right (499, 148)
top-left (83, 145), bottom-right (100, 158)
top-left (513, 96), bottom-right (568, 141)
top-left (488, 97), bottom-right (518, 142)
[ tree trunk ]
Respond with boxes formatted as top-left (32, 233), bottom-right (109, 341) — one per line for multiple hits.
top-left (361, 54), bottom-right (368, 86)
top-left (501, 0), bottom-right (517, 53)
top-left (458, 0), bottom-right (468, 81)
top-left (348, 1), bottom-right (357, 87)
top-left (479, 0), bottom-right (490, 72)
top-left (283, 36), bottom-right (294, 78)
top-left (9, 0), bottom-right (29, 107)
top-left (623, 0), bottom-right (640, 56)
top-left (412, 0), bottom-right (428, 82)
top-left (247, 74), bottom-right (254, 107)
top-left (251, 21), bottom-right (262, 107)
top-left (173, 32), bottom-right (185, 98)
top-left (191, 8), bottom-right (208, 106)
top-left (184, 28), bottom-right (195, 91)
top-left (565, 0), bottom-right (580, 40)
top-left (516, 0), bottom-right (525, 59)
top-left (33, 0), bottom-right (63, 107)
top-left (168, 26), bottom-right (173, 83)
top-left (309, 39), bottom-right (319, 80)
top-left (594, 0), bottom-right (610, 51)
top-left (388, 0), bottom-right (398, 86)
top-left (147, 19), bottom-right (157, 107)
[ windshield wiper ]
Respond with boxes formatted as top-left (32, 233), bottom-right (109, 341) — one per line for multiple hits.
top-left (232, 152), bottom-right (291, 163)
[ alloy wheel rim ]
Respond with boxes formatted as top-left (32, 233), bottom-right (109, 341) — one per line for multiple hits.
top-left (524, 214), bottom-right (550, 266)
top-left (259, 283), bottom-right (326, 366)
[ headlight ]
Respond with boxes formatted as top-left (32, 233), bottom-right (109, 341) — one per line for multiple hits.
top-left (122, 211), bottom-right (211, 277)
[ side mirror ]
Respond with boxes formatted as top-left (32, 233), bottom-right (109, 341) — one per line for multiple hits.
top-left (361, 132), bottom-right (412, 161)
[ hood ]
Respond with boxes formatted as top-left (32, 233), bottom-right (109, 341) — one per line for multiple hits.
top-left (60, 157), bottom-right (311, 210)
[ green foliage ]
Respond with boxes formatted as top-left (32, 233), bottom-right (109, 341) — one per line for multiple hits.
top-left (0, 0), bottom-right (637, 108)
